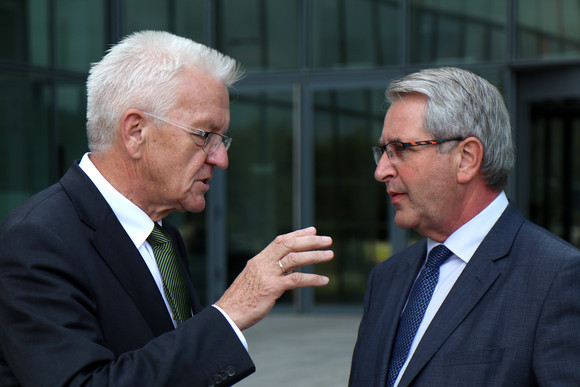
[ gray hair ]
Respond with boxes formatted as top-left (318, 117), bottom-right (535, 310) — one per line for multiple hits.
top-left (86, 30), bottom-right (244, 153)
top-left (386, 67), bottom-right (515, 190)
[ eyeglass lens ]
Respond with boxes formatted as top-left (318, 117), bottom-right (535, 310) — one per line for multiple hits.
top-left (203, 133), bottom-right (231, 155)
top-left (373, 143), bottom-right (405, 165)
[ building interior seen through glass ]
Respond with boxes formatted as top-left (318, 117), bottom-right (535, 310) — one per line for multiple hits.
top-left (2, 0), bottom-right (580, 310)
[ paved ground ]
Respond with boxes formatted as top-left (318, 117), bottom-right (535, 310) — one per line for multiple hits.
top-left (236, 313), bottom-right (362, 387)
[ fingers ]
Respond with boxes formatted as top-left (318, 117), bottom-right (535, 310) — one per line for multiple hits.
top-left (286, 226), bottom-right (317, 237)
top-left (216, 226), bottom-right (334, 331)
top-left (277, 251), bottom-right (334, 288)
top-left (278, 249), bottom-right (334, 275)
top-left (282, 272), bottom-right (330, 287)
top-left (268, 227), bottom-right (333, 259)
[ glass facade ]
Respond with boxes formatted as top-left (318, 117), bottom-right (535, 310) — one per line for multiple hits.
top-left (0, 73), bottom-right (52, 215)
top-left (227, 91), bottom-right (295, 304)
top-left (517, 0), bottom-right (580, 59)
top-left (2, 0), bottom-right (580, 311)
top-left (124, 0), bottom-right (205, 39)
top-left (410, 0), bottom-right (506, 64)
top-left (528, 99), bottom-right (580, 246)
top-left (310, 0), bottom-right (400, 68)
top-left (218, 0), bottom-right (299, 71)
top-left (313, 88), bottom-right (387, 305)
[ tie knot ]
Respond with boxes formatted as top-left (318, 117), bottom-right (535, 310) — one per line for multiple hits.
top-left (426, 244), bottom-right (453, 270)
top-left (148, 224), bottom-right (171, 246)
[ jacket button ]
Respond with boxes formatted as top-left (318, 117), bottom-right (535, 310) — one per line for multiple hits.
top-left (205, 378), bottom-right (215, 387)
top-left (226, 366), bottom-right (236, 377)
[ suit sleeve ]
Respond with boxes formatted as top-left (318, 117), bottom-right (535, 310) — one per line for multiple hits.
top-left (0, 219), bottom-right (255, 387)
top-left (533, 254), bottom-right (580, 385)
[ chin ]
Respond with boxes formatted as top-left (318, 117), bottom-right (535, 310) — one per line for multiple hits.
top-left (394, 213), bottom-right (418, 231)
top-left (180, 195), bottom-right (206, 214)
top-left (187, 203), bottom-right (206, 214)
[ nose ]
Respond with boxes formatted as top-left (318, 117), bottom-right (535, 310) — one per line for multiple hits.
top-left (205, 142), bottom-right (229, 170)
top-left (374, 152), bottom-right (396, 183)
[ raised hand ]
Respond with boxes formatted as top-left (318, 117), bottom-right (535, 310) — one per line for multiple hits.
top-left (215, 227), bottom-right (334, 330)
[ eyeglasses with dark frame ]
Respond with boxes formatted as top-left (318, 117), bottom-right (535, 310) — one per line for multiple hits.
top-left (372, 137), bottom-right (464, 165)
top-left (142, 111), bottom-right (232, 155)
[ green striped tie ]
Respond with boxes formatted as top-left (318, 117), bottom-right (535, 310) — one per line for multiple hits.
top-left (148, 224), bottom-right (191, 325)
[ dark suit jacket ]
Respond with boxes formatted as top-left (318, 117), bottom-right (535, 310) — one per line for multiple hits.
top-left (349, 204), bottom-right (580, 386)
top-left (0, 163), bottom-right (255, 386)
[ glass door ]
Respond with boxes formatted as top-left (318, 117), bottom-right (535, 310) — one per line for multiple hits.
top-left (517, 68), bottom-right (580, 247)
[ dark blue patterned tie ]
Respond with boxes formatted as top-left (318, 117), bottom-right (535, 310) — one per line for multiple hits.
top-left (385, 244), bottom-right (453, 386)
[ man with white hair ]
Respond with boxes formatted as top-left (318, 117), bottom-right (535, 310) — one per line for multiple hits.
top-left (0, 31), bottom-right (333, 386)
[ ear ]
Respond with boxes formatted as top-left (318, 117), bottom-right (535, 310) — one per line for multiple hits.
top-left (120, 109), bottom-right (147, 159)
top-left (456, 137), bottom-right (484, 184)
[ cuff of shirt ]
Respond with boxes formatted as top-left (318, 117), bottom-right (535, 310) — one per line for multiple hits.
top-left (212, 304), bottom-right (248, 351)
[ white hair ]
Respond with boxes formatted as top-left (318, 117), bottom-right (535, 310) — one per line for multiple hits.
top-left (86, 30), bottom-right (244, 152)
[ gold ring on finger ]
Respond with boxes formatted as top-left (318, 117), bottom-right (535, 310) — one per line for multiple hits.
top-left (278, 259), bottom-right (287, 274)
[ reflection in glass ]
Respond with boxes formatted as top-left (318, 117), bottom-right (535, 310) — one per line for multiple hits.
top-left (0, 74), bottom-right (51, 219)
top-left (217, 0), bottom-right (299, 71)
top-left (529, 100), bottom-right (580, 247)
top-left (516, 0), bottom-right (580, 59)
top-left (1, 0), bottom-right (49, 65)
top-left (311, 0), bottom-right (400, 68)
top-left (314, 88), bottom-right (388, 305)
top-left (124, 0), bottom-right (205, 41)
top-left (54, 0), bottom-right (105, 72)
top-left (227, 91), bottom-right (294, 303)
top-left (410, 0), bottom-right (505, 64)
top-left (56, 82), bottom-right (88, 173)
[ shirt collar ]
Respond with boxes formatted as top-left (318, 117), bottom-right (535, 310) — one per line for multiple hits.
top-left (79, 153), bottom-right (155, 248)
top-left (428, 191), bottom-right (509, 263)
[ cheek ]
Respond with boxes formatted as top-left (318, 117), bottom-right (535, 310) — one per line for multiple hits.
top-left (405, 163), bottom-right (450, 204)
top-left (184, 152), bottom-right (209, 180)
top-left (417, 171), bottom-right (456, 212)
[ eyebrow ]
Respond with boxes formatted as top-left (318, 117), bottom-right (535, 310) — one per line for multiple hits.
top-left (378, 137), bottom-right (404, 146)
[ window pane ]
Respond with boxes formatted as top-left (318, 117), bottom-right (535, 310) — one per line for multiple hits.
top-left (227, 91), bottom-right (294, 303)
top-left (124, 0), bottom-right (205, 41)
top-left (0, 0), bottom-right (49, 66)
top-left (55, 0), bottom-right (105, 72)
top-left (311, 0), bottom-right (400, 69)
top-left (528, 99), bottom-right (580, 246)
top-left (217, 0), bottom-right (299, 71)
top-left (56, 81), bottom-right (87, 174)
top-left (410, 0), bottom-right (506, 64)
top-left (313, 88), bottom-right (388, 305)
top-left (516, 0), bottom-right (580, 60)
top-left (0, 73), bottom-right (52, 219)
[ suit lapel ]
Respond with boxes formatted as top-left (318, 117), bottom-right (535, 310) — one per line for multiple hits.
top-left (399, 205), bottom-right (525, 386)
top-left (60, 163), bottom-right (175, 335)
top-left (92, 213), bottom-right (175, 335)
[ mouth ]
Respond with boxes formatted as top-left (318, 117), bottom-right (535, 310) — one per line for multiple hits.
top-left (387, 190), bottom-right (406, 204)
top-left (196, 177), bottom-right (211, 191)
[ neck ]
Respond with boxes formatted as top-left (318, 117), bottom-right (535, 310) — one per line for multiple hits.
top-left (89, 150), bottom-right (168, 221)
top-left (428, 183), bottom-right (501, 243)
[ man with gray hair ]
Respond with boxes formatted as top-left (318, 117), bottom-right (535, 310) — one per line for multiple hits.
top-left (0, 31), bottom-right (333, 386)
top-left (349, 67), bottom-right (580, 386)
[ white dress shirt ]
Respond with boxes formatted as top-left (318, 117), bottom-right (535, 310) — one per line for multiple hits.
top-left (78, 153), bottom-right (247, 349)
top-left (393, 192), bottom-right (509, 386)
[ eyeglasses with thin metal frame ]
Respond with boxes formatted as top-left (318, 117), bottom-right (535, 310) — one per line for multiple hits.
top-left (142, 111), bottom-right (232, 155)
top-left (372, 137), bottom-right (464, 165)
